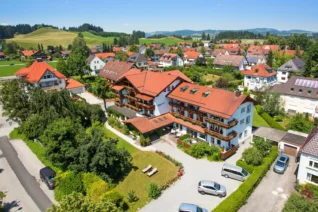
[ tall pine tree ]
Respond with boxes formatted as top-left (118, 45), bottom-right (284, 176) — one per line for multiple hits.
top-left (303, 53), bottom-right (312, 77)
top-left (267, 50), bottom-right (273, 67)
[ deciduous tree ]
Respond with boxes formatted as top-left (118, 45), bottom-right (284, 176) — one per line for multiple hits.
top-left (115, 50), bottom-right (129, 61)
top-left (267, 50), bottom-right (273, 67)
top-left (303, 53), bottom-right (312, 77)
top-left (129, 45), bottom-right (139, 53)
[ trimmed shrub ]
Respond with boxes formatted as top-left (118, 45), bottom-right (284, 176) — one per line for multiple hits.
top-left (255, 105), bottom-right (263, 114)
top-left (140, 135), bottom-right (151, 147)
top-left (213, 146), bottom-right (278, 212)
top-left (190, 142), bottom-right (211, 158)
top-left (253, 137), bottom-right (272, 157)
top-left (148, 183), bottom-right (161, 199)
top-left (236, 159), bottom-right (255, 174)
top-left (261, 112), bottom-right (285, 131)
top-left (283, 193), bottom-right (318, 212)
top-left (242, 147), bottom-right (263, 166)
top-left (86, 177), bottom-right (110, 202)
top-left (102, 190), bottom-right (125, 208)
top-left (126, 190), bottom-right (138, 203)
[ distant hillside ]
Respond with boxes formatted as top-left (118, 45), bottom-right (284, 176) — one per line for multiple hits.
top-left (146, 28), bottom-right (314, 37)
top-left (6, 27), bottom-right (115, 49)
top-left (139, 36), bottom-right (187, 45)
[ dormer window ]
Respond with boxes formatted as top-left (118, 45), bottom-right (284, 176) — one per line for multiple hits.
top-left (291, 88), bottom-right (294, 92)
top-left (202, 90), bottom-right (211, 98)
top-left (180, 85), bottom-right (189, 92)
top-left (190, 88), bottom-right (199, 94)
top-left (299, 89), bottom-right (303, 93)
top-left (308, 90), bottom-right (312, 95)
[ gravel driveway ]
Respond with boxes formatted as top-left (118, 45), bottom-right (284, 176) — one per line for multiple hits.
top-left (140, 140), bottom-right (246, 212)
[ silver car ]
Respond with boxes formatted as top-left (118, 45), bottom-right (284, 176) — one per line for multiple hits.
top-left (274, 154), bottom-right (289, 174)
top-left (179, 203), bottom-right (208, 212)
top-left (198, 180), bottom-right (226, 197)
top-left (221, 163), bottom-right (249, 181)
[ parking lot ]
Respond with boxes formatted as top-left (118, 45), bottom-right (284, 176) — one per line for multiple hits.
top-left (140, 140), bottom-right (250, 212)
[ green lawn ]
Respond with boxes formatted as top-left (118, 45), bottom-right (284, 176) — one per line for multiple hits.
top-left (0, 65), bottom-right (24, 77)
top-left (203, 74), bottom-right (221, 82)
top-left (0, 60), bottom-right (24, 65)
top-left (240, 39), bottom-right (265, 45)
top-left (253, 108), bottom-right (270, 127)
top-left (105, 128), bottom-right (138, 155)
top-left (278, 116), bottom-right (292, 128)
top-left (140, 37), bottom-right (187, 46)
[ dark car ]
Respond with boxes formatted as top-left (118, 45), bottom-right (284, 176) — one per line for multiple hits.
top-left (274, 154), bottom-right (289, 174)
top-left (39, 166), bottom-right (56, 190)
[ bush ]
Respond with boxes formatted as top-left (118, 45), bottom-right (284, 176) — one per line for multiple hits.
top-left (255, 105), bottom-right (263, 114)
top-left (190, 142), bottom-right (211, 158)
top-left (155, 129), bottom-right (164, 137)
top-left (126, 190), bottom-right (138, 203)
top-left (54, 171), bottom-right (85, 201)
top-left (102, 190), bottom-right (125, 208)
top-left (213, 146), bottom-right (278, 212)
top-left (148, 183), bottom-right (161, 199)
top-left (298, 183), bottom-right (318, 201)
top-left (81, 173), bottom-right (110, 203)
top-left (283, 193), bottom-right (318, 212)
top-left (274, 114), bottom-right (284, 122)
top-left (261, 112), bottom-right (285, 131)
top-left (242, 147), bottom-right (263, 166)
top-left (236, 159), bottom-right (255, 173)
top-left (140, 135), bottom-right (151, 147)
top-left (253, 137), bottom-right (272, 157)
top-left (122, 125), bottom-right (130, 135)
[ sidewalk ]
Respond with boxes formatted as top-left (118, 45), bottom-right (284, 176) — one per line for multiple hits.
top-left (105, 122), bottom-right (156, 152)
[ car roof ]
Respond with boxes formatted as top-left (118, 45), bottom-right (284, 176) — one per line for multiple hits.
top-left (223, 163), bottom-right (243, 171)
top-left (40, 166), bottom-right (56, 176)
top-left (179, 203), bottom-right (197, 211)
top-left (200, 180), bottom-right (215, 187)
top-left (278, 154), bottom-right (288, 162)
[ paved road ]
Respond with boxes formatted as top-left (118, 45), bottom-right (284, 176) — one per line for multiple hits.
top-left (0, 136), bottom-right (52, 212)
top-left (239, 156), bottom-right (296, 212)
top-left (140, 138), bottom-right (252, 212)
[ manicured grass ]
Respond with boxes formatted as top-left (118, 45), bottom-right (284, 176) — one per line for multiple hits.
top-left (48, 61), bottom-right (57, 69)
top-left (0, 60), bottom-right (23, 65)
top-left (114, 151), bottom-right (178, 212)
top-left (203, 74), bottom-right (220, 82)
top-left (105, 128), bottom-right (138, 155)
top-left (277, 116), bottom-right (292, 128)
top-left (140, 37), bottom-right (187, 46)
top-left (9, 129), bottom-right (61, 173)
top-left (0, 65), bottom-right (24, 77)
top-left (240, 39), bottom-right (265, 45)
top-left (7, 27), bottom-right (115, 49)
top-left (253, 108), bottom-right (270, 127)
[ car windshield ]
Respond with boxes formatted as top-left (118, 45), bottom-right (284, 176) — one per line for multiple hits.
top-left (214, 183), bottom-right (220, 190)
top-left (276, 161), bottom-right (285, 167)
top-left (242, 169), bottom-right (248, 176)
top-left (197, 207), bottom-right (203, 212)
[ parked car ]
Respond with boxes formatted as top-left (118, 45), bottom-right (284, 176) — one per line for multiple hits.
top-left (274, 154), bottom-right (289, 174)
top-left (179, 203), bottom-right (208, 212)
top-left (221, 163), bottom-right (249, 181)
top-left (198, 180), bottom-right (226, 197)
top-left (39, 166), bottom-right (56, 190)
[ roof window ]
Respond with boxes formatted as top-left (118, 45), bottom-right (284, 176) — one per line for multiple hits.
top-left (202, 90), bottom-right (211, 98)
top-left (190, 88), bottom-right (199, 94)
top-left (180, 85), bottom-right (189, 92)
top-left (153, 120), bottom-right (158, 123)
top-left (158, 118), bottom-right (163, 122)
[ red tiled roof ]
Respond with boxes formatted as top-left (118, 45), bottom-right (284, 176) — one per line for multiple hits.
top-left (118, 70), bottom-right (193, 97)
top-left (279, 50), bottom-right (304, 56)
top-left (149, 61), bottom-right (157, 66)
top-left (178, 42), bottom-right (192, 45)
top-left (127, 52), bottom-right (135, 57)
top-left (213, 55), bottom-right (244, 67)
top-left (136, 94), bottom-right (153, 101)
top-left (66, 78), bottom-right (84, 89)
top-left (15, 61), bottom-right (65, 83)
top-left (160, 53), bottom-right (178, 62)
top-left (184, 51), bottom-right (201, 60)
top-left (113, 47), bottom-right (121, 52)
top-left (241, 64), bottom-right (277, 78)
top-left (0, 52), bottom-right (4, 56)
top-left (95, 52), bottom-right (115, 59)
top-left (112, 85), bottom-right (124, 91)
top-left (98, 60), bottom-right (134, 82)
top-left (174, 118), bottom-right (205, 134)
top-left (216, 44), bottom-right (240, 49)
top-left (182, 48), bottom-right (196, 52)
top-left (21, 50), bottom-right (37, 57)
top-left (124, 113), bottom-right (175, 134)
top-left (154, 49), bottom-right (169, 55)
top-left (248, 45), bottom-right (279, 52)
top-left (168, 82), bottom-right (252, 119)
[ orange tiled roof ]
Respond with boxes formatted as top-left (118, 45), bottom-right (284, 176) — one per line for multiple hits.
top-left (168, 82), bottom-right (252, 119)
top-left (95, 52), bottom-right (115, 59)
top-left (148, 61), bottom-right (157, 66)
top-left (21, 50), bottom-right (37, 57)
top-left (182, 48), bottom-right (196, 52)
top-left (15, 61), bottom-right (65, 83)
top-left (136, 93), bottom-right (153, 101)
top-left (127, 52), bottom-right (135, 56)
top-left (241, 64), bottom-right (277, 78)
top-left (279, 50), bottom-right (304, 56)
top-left (184, 51), bottom-right (201, 60)
top-left (113, 47), bottom-right (122, 52)
top-left (66, 78), bottom-right (84, 89)
top-left (216, 44), bottom-right (240, 49)
top-left (160, 53), bottom-right (178, 62)
top-left (112, 85), bottom-right (124, 91)
top-left (248, 45), bottom-right (279, 52)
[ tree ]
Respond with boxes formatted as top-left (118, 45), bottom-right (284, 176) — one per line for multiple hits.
top-left (242, 147), bottom-right (263, 166)
top-left (113, 38), bottom-right (118, 46)
top-left (67, 51), bottom-right (89, 79)
top-left (129, 45), bottom-right (139, 53)
top-left (95, 78), bottom-right (112, 111)
top-left (176, 46), bottom-right (184, 57)
top-left (20, 114), bottom-right (46, 140)
top-left (303, 53), bottom-right (312, 77)
top-left (200, 46), bottom-right (206, 55)
top-left (215, 77), bottom-right (229, 88)
top-left (78, 32), bottom-right (84, 38)
top-left (144, 48), bottom-right (154, 58)
top-left (192, 42), bottom-right (198, 48)
top-left (253, 137), bottom-right (272, 157)
top-left (0, 191), bottom-right (6, 212)
top-left (295, 46), bottom-right (301, 58)
top-left (286, 113), bottom-right (314, 133)
top-left (48, 192), bottom-right (123, 212)
top-left (37, 43), bottom-right (41, 51)
top-left (261, 92), bottom-right (283, 117)
top-left (267, 50), bottom-right (273, 67)
top-left (207, 34), bottom-right (211, 41)
top-left (56, 58), bottom-right (69, 76)
top-left (67, 44), bottom-right (72, 50)
top-left (202, 32), bottom-right (207, 40)
top-left (115, 51), bottom-right (128, 61)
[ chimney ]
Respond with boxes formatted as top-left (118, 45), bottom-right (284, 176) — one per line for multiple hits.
top-left (235, 89), bottom-right (241, 97)
top-left (255, 68), bottom-right (259, 73)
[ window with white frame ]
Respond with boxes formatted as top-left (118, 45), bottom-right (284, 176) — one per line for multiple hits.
top-left (244, 130), bottom-right (247, 137)
top-left (240, 119), bottom-right (244, 125)
top-left (239, 133), bottom-right (242, 139)
top-left (247, 104), bottom-right (251, 113)
top-left (307, 173), bottom-right (318, 184)
top-left (309, 159), bottom-right (318, 169)
top-left (246, 116), bottom-right (250, 124)
top-left (241, 107), bottom-right (245, 113)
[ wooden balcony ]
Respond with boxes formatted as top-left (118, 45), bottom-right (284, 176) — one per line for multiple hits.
top-left (124, 95), bottom-right (138, 101)
top-left (221, 145), bottom-right (237, 160)
top-left (115, 101), bottom-right (124, 107)
top-left (205, 117), bottom-right (238, 129)
top-left (125, 103), bottom-right (141, 112)
top-left (135, 101), bottom-right (155, 111)
top-left (123, 85), bottom-right (135, 91)
top-left (204, 128), bottom-right (237, 142)
top-left (171, 112), bottom-right (204, 128)
top-left (41, 85), bottom-right (60, 91)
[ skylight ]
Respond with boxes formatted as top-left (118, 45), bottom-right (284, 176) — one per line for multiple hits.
top-left (190, 88), bottom-right (199, 94)
top-left (202, 90), bottom-right (211, 98)
top-left (180, 85), bottom-right (189, 92)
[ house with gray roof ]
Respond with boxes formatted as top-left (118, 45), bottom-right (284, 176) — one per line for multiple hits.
top-left (213, 55), bottom-right (245, 70)
top-left (298, 126), bottom-right (318, 184)
top-left (277, 57), bottom-right (305, 83)
top-left (128, 53), bottom-right (149, 70)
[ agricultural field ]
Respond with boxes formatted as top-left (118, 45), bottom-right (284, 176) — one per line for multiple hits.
top-left (7, 27), bottom-right (116, 49)
top-left (0, 61), bottom-right (57, 77)
top-left (140, 37), bottom-right (188, 46)
top-left (240, 39), bottom-right (265, 45)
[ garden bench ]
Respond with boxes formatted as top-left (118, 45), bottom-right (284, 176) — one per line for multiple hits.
top-left (142, 164), bottom-right (152, 173)
top-left (147, 168), bottom-right (158, 177)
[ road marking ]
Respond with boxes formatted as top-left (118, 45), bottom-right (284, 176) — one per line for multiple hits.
top-left (272, 191), bottom-right (278, 195)
top-left (277, 187), bottom-right (283, 193)
top-left (280, 194), bottom-right (288, 200)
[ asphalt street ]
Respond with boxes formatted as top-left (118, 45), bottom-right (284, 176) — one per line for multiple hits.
top-left (0, 136), bottom-right (52, 212)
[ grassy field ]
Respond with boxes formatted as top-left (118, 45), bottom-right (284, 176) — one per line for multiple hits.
top-left (0, 61), bottom-right (58, 77)
top-left (277, 116), bottom-right (292, 128)
top-left (140, 37), bottom-right (187, 46)
top-left (7, 27), bottom-right (116, 49)
top-left (253, 108), bottom-right (270, 127)
top-left (240, 39), bottom-right (265, 45)
top-left (203, 74), bottom-right (220, 82)
top-left (0, 60), bottom-right (24, 65)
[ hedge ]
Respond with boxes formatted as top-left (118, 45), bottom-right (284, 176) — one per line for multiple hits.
top-left (236, 159), bottom-right (255, 174)
top-left (212, 146), bottom-right (278, 212)
top-left (255, 105), bottom-right (262, 114)
top-left (261, 112), bottom-right (285, 131)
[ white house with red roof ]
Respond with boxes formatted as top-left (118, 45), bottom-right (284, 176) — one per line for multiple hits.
top-left (15, 60), bottom-right (85, 94)
top-left (183, 51), bottom-right (204, 65)
top-left (159, 53), bottom-right (184, 67)
top-left (242, 64), bottom-right (277, 91)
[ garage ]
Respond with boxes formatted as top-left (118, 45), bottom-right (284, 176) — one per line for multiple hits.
top-left (283, 144), bottom-right (297, 156)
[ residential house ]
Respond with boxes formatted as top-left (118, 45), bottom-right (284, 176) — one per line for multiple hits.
top-left (211, 49), bottom-right (229, 59)
top-left (21, 50), bottom-right (47, 60)
top-left (153, 49), bottom-right (170, 62)
top-left (87, 55), bottom-right (105, 75)
top-left (0, 52), bottom-right (5, 60)
top-left (159, 53), bottom-right (184, 67)
top-left (202, 41), bottom-right (211, 47)
top-left (279, 50), bottom-right (304, 57)
top-left (243, 55), bottom-right (266, 69)
top-left (15, 60), bottom-right (85, 94)
top-left (98, 60), bottom-right (135, 84)
top-left (128, 53), bottom-right (149, 70)
top-left (178, 42), bottom-right (192, 48)
top-left (95, 52), bottom-right (115, 63)
top-left (242, 64), bottom-right (277, 90)
top-left (271, 76), bottom-right (318, 117)
top-left (247, 45), bottom-right (280, 54)
top-left (277, 57), bottom-right (305, 83)
top-left (113, 46), bottom-right (122, 53)
top-left (216, 44), bottom-right (240, 49)
top-left (60, 50), bottom-right (71, 59)
top-left (147, 43), bottom-right (163, 49)
top-left (148, 61), bottom-right (162, 72)
top-left (213, 55), bottom-right (245, 70)
top-left (184, 51), bottom-right (205, 65)
top-left (298, 126), bottom-right (318, 184)
top-left (137, 45), bottom-right (147, 54)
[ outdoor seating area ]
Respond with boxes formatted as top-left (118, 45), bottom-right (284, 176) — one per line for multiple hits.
top-left (142, 164), bottom-right (158, 177)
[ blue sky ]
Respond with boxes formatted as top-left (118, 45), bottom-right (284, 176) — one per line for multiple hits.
top-left (1, 0), bottom-right (318, 33)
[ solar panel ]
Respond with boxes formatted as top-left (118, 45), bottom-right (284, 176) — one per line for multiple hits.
top-left (294, 79), bottom-right (318, 88)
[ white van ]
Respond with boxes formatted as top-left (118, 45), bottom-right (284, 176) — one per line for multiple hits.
top-left (221, 164), bottom-right (249, 181)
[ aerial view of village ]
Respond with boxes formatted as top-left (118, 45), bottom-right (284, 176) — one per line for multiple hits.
top-left (0, 0), bottom-right (317, 211)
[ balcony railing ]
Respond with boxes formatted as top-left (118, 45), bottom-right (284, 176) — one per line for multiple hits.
top-left (41, 85), bottom-right (60, 91)
top-left (136, 101), bottom-right (155, 111)
top-left (125, 103), bottom-right (141, 112)
top-left (171, 112), bottom-right (204, 128)
top-left (115, 101), bottom-right (124, 107)
top-left (204, 128), bottom-right (237, 142)
top-left (123, 85), bottom-right (135, 91)
top-left (205, 117), bottom-right (238, 129)
top-left (124, 95), bottom-right (138, 101)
